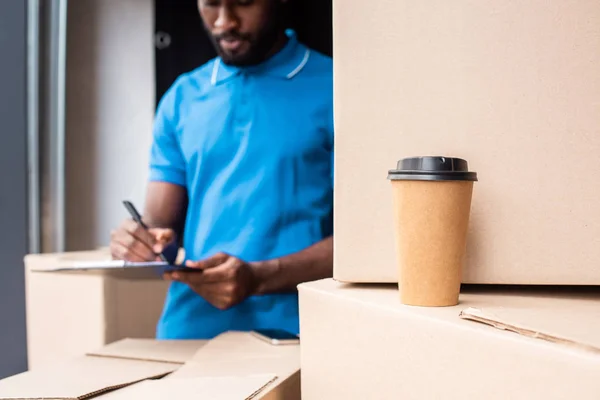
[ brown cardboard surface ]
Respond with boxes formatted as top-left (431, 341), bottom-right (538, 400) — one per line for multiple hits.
top-left (299, 279), bottom-right (600, 399)
top-left (0, 356), bottom-right (177, 400)
top-left (96, 375), bottom-right (277, 400)
top-left (87, 338), bottom-right (207, 364)
top-left (333, 0), bottom-right (600, 284)
top-left (24, 250), bottom-right (169, 370)
top-left (170, 332), bottom-right (300, 400)
top-left (392, 180), bottom-right (473, 306)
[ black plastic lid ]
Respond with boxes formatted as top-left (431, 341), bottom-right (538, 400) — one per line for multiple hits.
top-left (387, 156), bottom-right (478, 182)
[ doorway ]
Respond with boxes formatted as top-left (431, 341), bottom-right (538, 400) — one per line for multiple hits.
top-left (154, 0), bottom-right (333, 104)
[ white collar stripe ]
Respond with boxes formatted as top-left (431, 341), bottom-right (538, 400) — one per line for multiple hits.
top-left (210, 48), bottom-right (311, 85)
top-left (286, 49), bottom-right (311, 80)
top-left (210, 58), bottom-right (221, 86)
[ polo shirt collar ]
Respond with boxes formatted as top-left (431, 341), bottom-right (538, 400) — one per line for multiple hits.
top-left (211, 30), bottom-right (311, 85)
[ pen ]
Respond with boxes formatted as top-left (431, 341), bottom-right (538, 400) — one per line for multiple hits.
top-left (122, 200), bottom-right (169, 263)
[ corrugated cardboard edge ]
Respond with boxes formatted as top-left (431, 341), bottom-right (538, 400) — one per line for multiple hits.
top-left (245, 375), bottom-right (279, 400)
top-left (254, 370), bottom-right (300, 400)
top-left (95, 374), bottom-right (278, 400)
top-left (459, 307), bottom-right (600, 355)
top-left (77, 372), bottom-right (171, 400)
top-left (84, 354), bottom-right (183, 366)
top-left (0, 372), bottom-right (172, 400)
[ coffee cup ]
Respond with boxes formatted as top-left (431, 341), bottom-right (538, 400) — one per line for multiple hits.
top-left (387, 156), bottom-right (477, 306)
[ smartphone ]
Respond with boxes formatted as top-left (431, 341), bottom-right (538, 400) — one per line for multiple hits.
top-left (251, 329), bottom-right (300, 345)
top-left (161, 264), bottom-right (202, 273)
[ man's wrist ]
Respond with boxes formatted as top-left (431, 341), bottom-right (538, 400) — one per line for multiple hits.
top-left (249, 258), bottom-right (282, 296)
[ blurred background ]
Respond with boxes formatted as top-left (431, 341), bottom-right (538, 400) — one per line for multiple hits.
top-left (0, 0), bottom-right (332, 379)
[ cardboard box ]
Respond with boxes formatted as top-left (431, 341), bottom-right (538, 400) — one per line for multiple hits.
top-left (0, 338), bottom-right (206, 399)
top-left (333, 0), bottom-right (600, 284)
top-left (170, 332), bottom-right (301, 400)
top-left (100, 332), bottom-right (299, 399)
top-left (299, 279), bottom-right (600, 399)
top-left (0, 334), bottom-right (298, 400)
top-left (24, 249), bottom-right (170, 369)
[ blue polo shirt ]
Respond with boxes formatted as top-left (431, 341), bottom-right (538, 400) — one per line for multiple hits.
top-left (149, 31), bottom-right (334, 339)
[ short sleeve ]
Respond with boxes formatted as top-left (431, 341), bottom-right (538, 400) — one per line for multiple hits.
top-left (148, 89), bottom-right (187, 187)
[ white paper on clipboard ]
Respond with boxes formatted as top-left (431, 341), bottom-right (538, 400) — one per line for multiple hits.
top-left (30, 258), bottom-right (171, 280)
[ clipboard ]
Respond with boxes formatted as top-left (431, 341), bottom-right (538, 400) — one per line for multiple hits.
top-left (31, 258), bottom-right (199, 280)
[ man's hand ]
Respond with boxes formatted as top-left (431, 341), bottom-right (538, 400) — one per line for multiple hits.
top-left (165, 253), bottom-right (260, 310)
top-left (163, 236), bottom-right (333, 310)
top-left (110, 218), bottom-right (175, 262)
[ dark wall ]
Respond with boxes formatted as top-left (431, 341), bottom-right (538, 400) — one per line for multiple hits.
top-left (154, 0), bottom-right (333, 104)
top-left (0, 0), bottom-right (29, 379)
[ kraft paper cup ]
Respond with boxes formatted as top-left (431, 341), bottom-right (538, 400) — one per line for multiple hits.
top-left (387, 157), bottom-right (477, 307)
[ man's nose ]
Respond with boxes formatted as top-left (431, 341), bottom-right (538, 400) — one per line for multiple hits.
top-left (214, 6), bottom-right (239, 32)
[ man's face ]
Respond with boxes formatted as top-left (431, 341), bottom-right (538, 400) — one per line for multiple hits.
top-left (199, 0), bottom-right (285, 66)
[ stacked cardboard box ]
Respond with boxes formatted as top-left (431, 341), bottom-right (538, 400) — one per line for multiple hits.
top-left (22, 251), bottom-right (300, 399)
top-left (299, 280), bottom-right (600, 399)
top-left (333, 0), bottom-right (600, 284)
top-left (299, 0), bottom-right (600, 398)
top-left (0, 332), bottom-right (300, 399)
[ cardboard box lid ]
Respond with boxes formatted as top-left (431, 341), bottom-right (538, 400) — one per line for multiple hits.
top-left (96, 375), bottom-right (277, 400)
top-left (0, 356), bottom-right (178, 400)
top-left (301, 279), bottom-right (600, 355)
top-left (86, 338), bottom-right (208, 364)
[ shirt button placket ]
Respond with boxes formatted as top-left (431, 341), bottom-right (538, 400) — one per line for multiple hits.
top-left (235, 73), bottom-right (251, 134)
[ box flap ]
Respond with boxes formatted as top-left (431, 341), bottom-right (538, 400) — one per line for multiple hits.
top-left (170, 332), bottom-right (299, 377)
top-left (96, 375), bottom-right (277, 400)
top-left (168, 332), bottom-right (300, 399)
top-left (87, 338), bottom-right (208, 364)
top-left (0, 356), bottom-right (178, 400)
top-left (305, 279), bottom-right (600, 355)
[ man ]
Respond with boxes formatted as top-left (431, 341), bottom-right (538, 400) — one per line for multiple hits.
top-left (110, 0), bottom-right (333, 339)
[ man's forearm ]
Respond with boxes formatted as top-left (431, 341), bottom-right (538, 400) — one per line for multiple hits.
top-left (251, 236), bottom-right (333, 295)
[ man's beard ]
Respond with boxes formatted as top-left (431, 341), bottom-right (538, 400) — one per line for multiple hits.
top-left (206, 11), bottom-right (284, 66)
